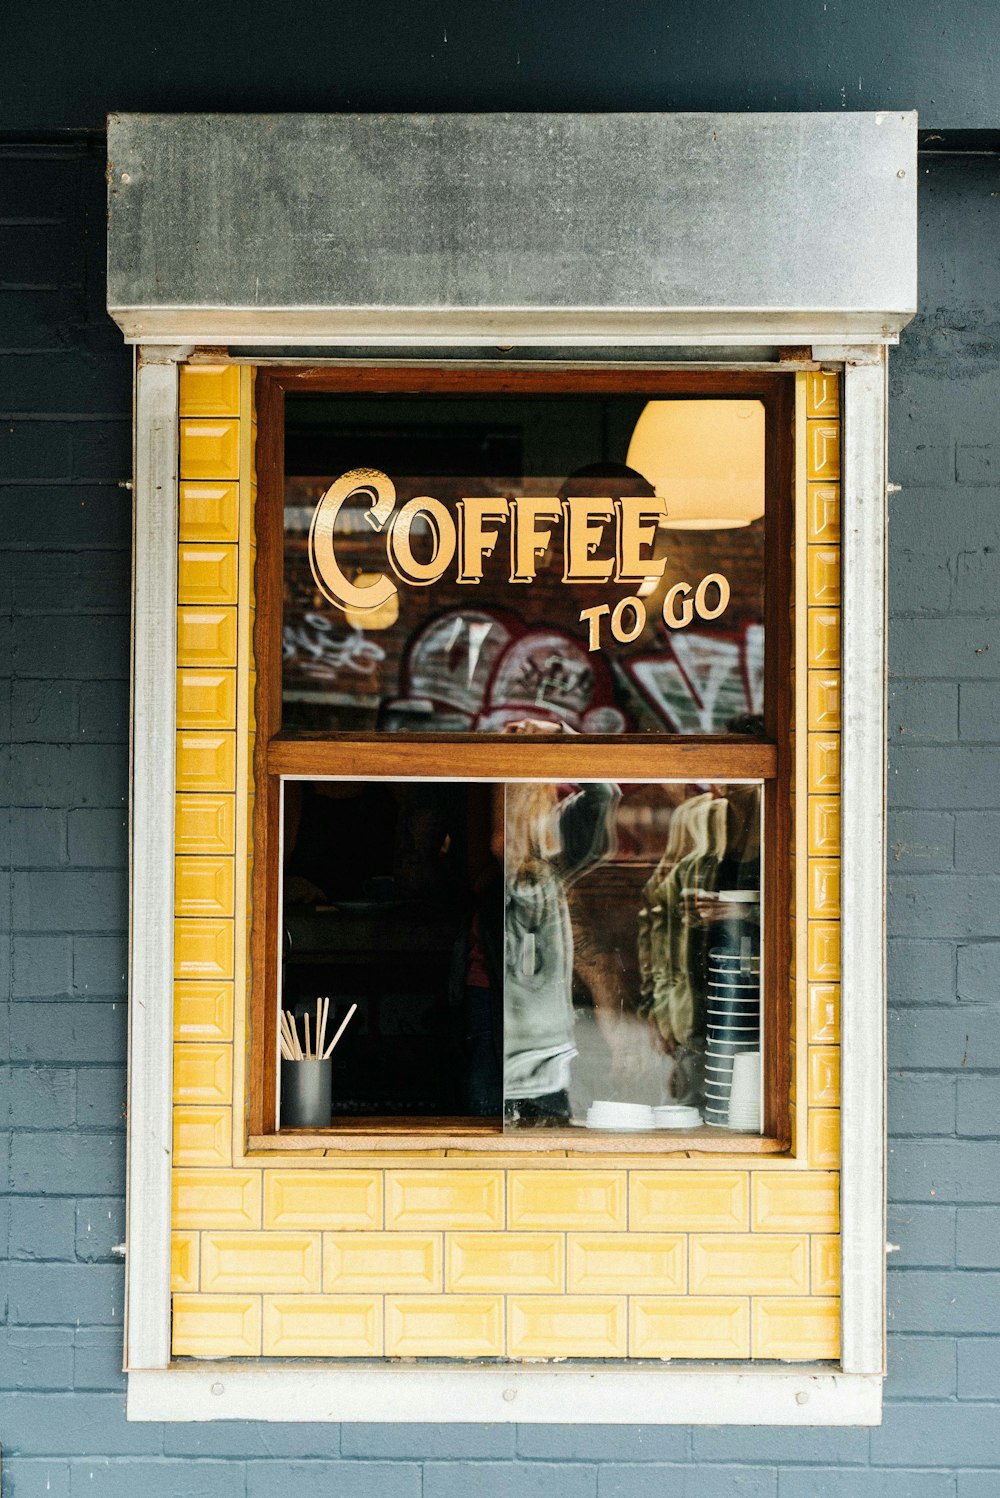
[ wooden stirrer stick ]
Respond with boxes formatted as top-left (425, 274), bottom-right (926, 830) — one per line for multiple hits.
top-left (322, 1002), bottom-right (358, 1060)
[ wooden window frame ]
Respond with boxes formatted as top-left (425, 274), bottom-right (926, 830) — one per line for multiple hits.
top-left (248, 366), bottom-right (795, 1149)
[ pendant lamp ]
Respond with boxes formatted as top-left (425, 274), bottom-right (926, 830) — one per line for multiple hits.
top-left (625, 399), bottom-right (766, 530)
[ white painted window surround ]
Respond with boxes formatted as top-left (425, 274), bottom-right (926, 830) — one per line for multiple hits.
top-left (124, 341), bottom-right (888, 1425)
top-left (116, 105), bottom-right (908, 1425)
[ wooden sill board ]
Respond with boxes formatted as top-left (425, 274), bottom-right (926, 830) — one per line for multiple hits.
top-left (248, 1123), bottom-right (787, 1155)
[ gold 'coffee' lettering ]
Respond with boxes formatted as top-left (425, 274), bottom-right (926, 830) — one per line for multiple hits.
top-left (308, 467), bottom-right (397, 614)
top-left (562, 497), bottom-right (615, 583)
top-left (307, 468), bottom-right (731, 649)
top-left (387, 497), bottom-right (457, 586)
top-left (615, 496), bottom-right (669, 582)
top-left (509, 497), bottom-right (562, 583)
top-left (456, 498), bottom-right (511, 583)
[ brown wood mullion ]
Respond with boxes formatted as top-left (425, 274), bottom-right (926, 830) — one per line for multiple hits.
top-left (267, 737), bottom-right (779, 782)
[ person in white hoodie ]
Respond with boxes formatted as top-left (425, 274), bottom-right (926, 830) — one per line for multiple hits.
top-left (503, 776), bottom-right (621, 1125)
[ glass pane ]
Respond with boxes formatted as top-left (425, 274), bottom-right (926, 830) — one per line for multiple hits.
top-left (279, 779), bottom-right (503, 1125)
top-left (277, 777), bottom-right (763, 1137)
top-left (502, 781), bottom-right (763, 1135)
top-left (283, 394), bottom-right (767, 735)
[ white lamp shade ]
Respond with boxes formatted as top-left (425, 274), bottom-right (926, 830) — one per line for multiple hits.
top-left (625, 399), bottom-right (766, 529)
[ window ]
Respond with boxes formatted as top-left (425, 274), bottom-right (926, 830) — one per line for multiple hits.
top-left (117, 106), bottom-right (902, 1417)
top-left (250, 369), bottom-right (793, 1147)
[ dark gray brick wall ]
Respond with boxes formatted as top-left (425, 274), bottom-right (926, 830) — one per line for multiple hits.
top-left (2, 141), bottom-right (998, 1495)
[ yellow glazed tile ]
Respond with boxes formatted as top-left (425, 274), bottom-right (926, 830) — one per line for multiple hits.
top-left (175, 795), bottom-right (235, 857)
top-left (172, 1294), bottom-right (261, 1357)
top-left (172, 1169), bottom-right (261, 1229)
top-left (812, 1236), bottom-right (841, 1295)
top-left (171, 1231), bottom-right (199, 1293)
top-left (177, 606), bottom-right (238, 667)
top-left (327, 1150), bottom-right (446, 1159)
top-left (174, 856), bottom-right (236, 919)
top-left (180, 418), bottom-right (240, 481)
top-left (808, 797), bottom-right (841, 857)
top-left (808, 735), bottom-right (840, 794)
top-left (807, 983), bottom-right (840, 1044)
top-left (630, 1172), bottom-right (749, 1232)
top-left (385, 1170), bottom-right (504, 1230)
top-left (752, 1297), bottom-right (840, 1360)
top-left (807, 672), bottom-right (841, 730)
top-left (172, 1107), bottom-right (232, 1168)
top-left (567, 1233), bottom-right (685, 1294)
top-left (807, 608), bottom-right (841, 668)
top-left (323, 1233), bottom-right (442, 1293)
top-left (201, 1232), bottom-right (321, 1293)
top-left (689, 1234), bottom-right (809, 1295)
top-left (807, 923), bottom-right (840, 982)
top-left (175, 669), bottom-right (237, 730)
top-left (177, 544), bottom-right (238, 605)
top-left (751, 1172), bottom-right (840, 1232)
top-left (508, 1296), bottom-right (627, 1358)
top-left (172, 1042), bottom-right (233, 1106)
top-left (808, 1046), bottom-right (841, 1106)
top-left (384, 1296), bottom-right (505, 1357)
top-left (808, 860), bottom-right (841, 919)
top-left (806, 371), bottom-right (840, 418)
top-left (630, 1297), bottom-right (750, 1359)
top-left (174, 919), bottom-right (234, 981)
top-left (179, 363), bottom-right (241, 417)
top-left (175, 731), bottom-right (236, 793)
top-left (174, 982), bottom-right (234, 1042)
top-left (807, 483), bottom-right (841, 543)
top-left (806, 421), bottom-right (841, 481)
top-left (807, 545), bottom-right (841, 605)
top-left (262, 1295), bottom-right (382, 1357)
top-left (263, 1171), bottom-right (382, 1230)
top-left (508, 1171), bottom-right (626, 1230)
top-left (446, 1233), bottom-right (563, 1293)
top-left (809, 1109), bottom-right (841, 1167)
top-left (178, 481), bottom-right (240, 542)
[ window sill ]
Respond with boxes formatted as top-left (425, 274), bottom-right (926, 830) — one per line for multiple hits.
top-left (248, 1123), bottom-right (788, 1155)
top-left (127, 1362), bottom-right (882, 1425)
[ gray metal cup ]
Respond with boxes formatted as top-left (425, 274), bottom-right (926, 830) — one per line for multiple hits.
top-left (280, 1058), bottom-right (333, 1128)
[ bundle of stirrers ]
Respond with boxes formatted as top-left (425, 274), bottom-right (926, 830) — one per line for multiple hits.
top-left (279, 997), bottom-right (357, 1062)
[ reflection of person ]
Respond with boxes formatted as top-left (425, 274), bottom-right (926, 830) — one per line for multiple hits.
top-left (680, 784), bottom-right (761, 930)
top-left (504, 776), bottom-right (621, 1125)
top-left (638, 784), bottom-right (761, 1108)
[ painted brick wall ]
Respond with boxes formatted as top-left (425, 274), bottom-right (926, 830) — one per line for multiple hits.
top-left (2, 139), bottom-right (999, 1494)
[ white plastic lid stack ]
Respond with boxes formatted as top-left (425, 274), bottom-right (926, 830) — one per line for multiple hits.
top-left (586, 1101), bottom-right (657, 1130)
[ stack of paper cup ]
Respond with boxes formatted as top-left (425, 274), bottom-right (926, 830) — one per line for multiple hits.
top-left (727, 1051), bottom-right (762, 1132)
top-left (703, 936), bottom-right (761, 1126)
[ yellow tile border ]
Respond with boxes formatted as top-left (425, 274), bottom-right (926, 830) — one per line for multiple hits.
top-left (168, 364), bottom-right (844, 1364)
top-left (232, 364), bottom-right (254, 1167)
top-left (793, 371), bottom-right (810, 1155)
